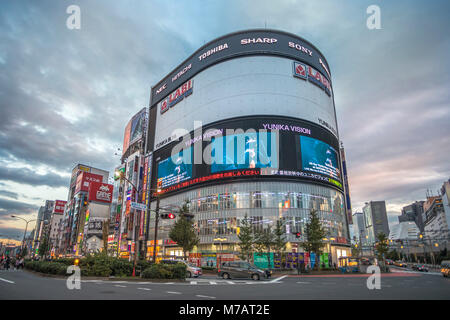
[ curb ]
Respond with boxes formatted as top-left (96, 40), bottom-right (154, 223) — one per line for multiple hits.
top-left (24, 269), bottom-right (186, 283)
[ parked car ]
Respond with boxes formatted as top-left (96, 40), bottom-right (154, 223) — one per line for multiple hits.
top-left (440, 260), bottom-right (450, 277)
top-left (218, 261), bottom-right (269, 280)
top-left (160, 259), bottom-right (202, 278)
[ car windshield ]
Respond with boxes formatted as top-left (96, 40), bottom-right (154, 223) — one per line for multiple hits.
top-left (241, 262), bottom-right (257, 269)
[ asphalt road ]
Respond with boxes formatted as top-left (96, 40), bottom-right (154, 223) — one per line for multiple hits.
top-left (1, 267), bottom-right (449, 300)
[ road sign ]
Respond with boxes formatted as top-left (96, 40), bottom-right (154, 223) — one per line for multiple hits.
top-left (131, 202), bottom-right (147, 211)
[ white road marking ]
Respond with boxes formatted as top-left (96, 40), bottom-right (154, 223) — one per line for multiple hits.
top-left (137, 287), bottom-right (152, 291)
top-left (296, 281), bottom-right (311, 284)
top-left (0, 277), bottom-right (15, 284)
top-left (114, 285), bottom-right (127, 288)
top-left (209, 281), bottom-right (217, 285)
top-left (270, 275), bottom-right (287, 283)
top-left (226, 281), bottom-right (235, 284)
top-left (196, 295), bottom-right (216, 299)
top-left (167, 291), bottom-right (181, 294)
top-left (190, 281), bottom-right (197, 285)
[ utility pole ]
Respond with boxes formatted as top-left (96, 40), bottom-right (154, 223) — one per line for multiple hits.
top-left (152, 195), bottom-right (160, 263)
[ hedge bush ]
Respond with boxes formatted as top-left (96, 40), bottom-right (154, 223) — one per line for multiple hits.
top-left (141, 263), bottom-right (186, 279)
top-left (25, 261), bottom-right (67, 276)
top-left (25, 254), bottom-right (135, 277)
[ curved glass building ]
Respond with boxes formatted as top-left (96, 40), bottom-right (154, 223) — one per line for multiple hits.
top-left (144, 29), bottom-right (351, 267)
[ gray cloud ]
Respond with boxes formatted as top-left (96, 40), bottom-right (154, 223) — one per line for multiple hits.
top-left (0, 1), bottom-right (449, 231)
top-left (0, 166), bottom-right (69, 188)
top-left (0, 198), bottom-right (39, 217)
top-left (0, 190), bottom-right (19, 200)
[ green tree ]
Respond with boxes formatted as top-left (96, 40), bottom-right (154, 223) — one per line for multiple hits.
top-left (254, 225), bottom-right (276, 269)
top-left (375, 232), bottom-right (389, 267)
top-left (38, 233), bottom-right (49, 257)
top-left (300, 209), bottom-right (327, 270)
top-left (351, 241), bottom-right (362, 258)
top-left (237, 214), bottom-right (254, 262)
top-left (102, 219), bottom-right (109, 255)
top-left (272, 220), bottom-right (287, 267)
top-left (168, 202), bottom-right (199, 261)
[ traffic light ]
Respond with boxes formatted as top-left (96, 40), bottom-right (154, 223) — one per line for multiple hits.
top-left (293, 232), bottom-right (301, 238)
top-left (160, 212), bottom-right (176, 219)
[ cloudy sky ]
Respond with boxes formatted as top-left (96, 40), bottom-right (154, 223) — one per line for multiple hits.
top-left (0, 0), bottom-right (449, 241)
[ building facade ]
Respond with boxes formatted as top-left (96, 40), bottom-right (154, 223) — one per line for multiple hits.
top-left (58, 164), bottom-right (109, 256)
top-left (389, 221), bottom-right (420, 241)
top-left (113, 107), bottom-right (149, 261)
top-left (32, 200), bottom-right (54, 254)
top-left (362, 201), bottom-right (389, 245)
top-left (142, 30), bottom-right (351, 266)
top-left (398, 201), bottom-right (425, 232)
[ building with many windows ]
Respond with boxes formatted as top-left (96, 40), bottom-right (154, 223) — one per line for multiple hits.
top-left (362, 201), bottom-right (389, 245)
top-left (139, 29), bottom-right (351, 268)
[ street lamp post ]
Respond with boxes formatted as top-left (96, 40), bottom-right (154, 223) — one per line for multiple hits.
top-left (11, 215), bottom-right (36, 254)
top-left (214, 237), bottom-right (227, 268)
top-left (115, 170), bottom-right (141, 275)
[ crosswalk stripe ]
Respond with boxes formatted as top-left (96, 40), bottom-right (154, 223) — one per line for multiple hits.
top-left (0, 277), bottom-right (15, 284)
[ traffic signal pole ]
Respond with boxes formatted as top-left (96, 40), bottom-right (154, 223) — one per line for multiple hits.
top-left (152, 195), bottom-right (160, 263)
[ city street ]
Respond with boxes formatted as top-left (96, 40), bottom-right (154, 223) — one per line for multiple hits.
top-left (1, 267), bottom-right (449, 300)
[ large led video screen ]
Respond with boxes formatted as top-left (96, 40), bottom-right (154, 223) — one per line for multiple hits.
top-left (210, 132), bottom-right (278, 173)
top-left (157, 147), bottom-right (193, 189)
top-left (152, 116), bottom-right (343, 195)
top-left (300, 135), bottom-right (340, 180)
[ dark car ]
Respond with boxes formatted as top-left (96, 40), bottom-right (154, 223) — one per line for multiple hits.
top-left (385, 259), bottom-right (394, 265)
top-left (218, 261), bottom-right (269, 281)
top-left (416, 265), bottom-right (428, 272)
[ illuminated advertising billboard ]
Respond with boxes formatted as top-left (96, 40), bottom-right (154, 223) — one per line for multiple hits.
top-left (129, 108), bottom-right (148, 145)
top-left (152, 116), bottom-right (342, 195)
top-left (122, 108), bottom-right (148, 156)
top-left (210, 132), bottom-right (278, 173)
top-left (157, 147), bottom-right (193, 189)
top-left (300, 136), bottom-right (340, 180)
top-left (122, 120), bottom-right (131, 156)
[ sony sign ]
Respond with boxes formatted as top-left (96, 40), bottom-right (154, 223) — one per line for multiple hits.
top-left (159, 79), bottom-right (194, 114)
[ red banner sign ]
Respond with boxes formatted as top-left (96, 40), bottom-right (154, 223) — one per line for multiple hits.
top-left (53, 200), bottom-right (67, 214)
top-left (88, 181), bottom-right (114, 203)
top-left (75, 172), bottom-right (103, 194)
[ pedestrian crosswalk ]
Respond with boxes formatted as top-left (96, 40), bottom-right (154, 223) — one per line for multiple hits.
top-left (78, 278), bottom-right (280, 286)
